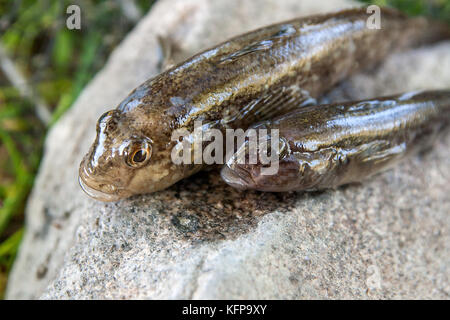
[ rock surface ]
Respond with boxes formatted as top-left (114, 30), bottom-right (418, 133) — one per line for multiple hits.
top-left (6, 0), bottom-right (450, 299)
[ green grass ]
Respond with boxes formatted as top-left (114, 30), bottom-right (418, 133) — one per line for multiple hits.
top-left (0, 0), bottom-right (448, 299)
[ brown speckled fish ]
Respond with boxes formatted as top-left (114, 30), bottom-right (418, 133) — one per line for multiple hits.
top-left (79, 7), bottom-right (449, 201)
top-left (221, 91), bottom-right (450, 191)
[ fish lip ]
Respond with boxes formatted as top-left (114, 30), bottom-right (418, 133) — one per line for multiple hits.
top-left (78, 175), bottom-right (122, 202)
top-left (220, 165), bottom-right (252, 190)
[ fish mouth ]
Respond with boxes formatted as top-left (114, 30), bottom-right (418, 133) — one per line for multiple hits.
top-left (78, 175), bottom-right (123, 202)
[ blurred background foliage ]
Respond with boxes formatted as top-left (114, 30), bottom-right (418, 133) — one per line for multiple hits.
top-left (0, 0), bottom-right (448, 298)
top-left (0, 0), bottom-right (154, 298)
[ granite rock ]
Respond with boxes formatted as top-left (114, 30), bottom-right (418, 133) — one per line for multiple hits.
top-left (6, 0), bottom-right (450, 299)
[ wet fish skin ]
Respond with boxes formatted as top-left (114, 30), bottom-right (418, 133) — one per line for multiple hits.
top-left (78, 7), bottom-right (449, 201)
top-left (221, 91), bottom-right (450, 192)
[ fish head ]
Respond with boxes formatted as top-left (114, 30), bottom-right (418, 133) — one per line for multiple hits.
top-left (221, 135), bottom-right (341, 192)
top-left (79, 108), bottom-right (182, 201)
top-left (220, 134), bottom-right (299, 192)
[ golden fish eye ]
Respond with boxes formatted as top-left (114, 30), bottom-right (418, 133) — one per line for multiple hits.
top-left (132, 149), bottom-right (147, 163)
top-left (126, 141), bottom-right (152, 168)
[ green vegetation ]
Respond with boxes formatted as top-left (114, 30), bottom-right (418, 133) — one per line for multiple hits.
top-left (360, 0), bottom-right (450, 22)
top-left (0, 0), bottom-right (154, 298)
top-left (0, 0), bottom-right (448, 299)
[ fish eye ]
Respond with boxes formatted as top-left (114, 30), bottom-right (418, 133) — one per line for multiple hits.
top-left (132, 149), bottom-right (147, 163)
top-left (126, 140), bottom-right (152, 168)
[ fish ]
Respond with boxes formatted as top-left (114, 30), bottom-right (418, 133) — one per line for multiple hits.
top-left (221, 90), bottom-right (450, 192)
top-left (78, 7), bottom-right (450, 201)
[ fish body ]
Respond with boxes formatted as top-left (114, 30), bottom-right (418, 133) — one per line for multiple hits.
top-left (221, 91), bottom-right (450, 191)
top-left (79, 8), bottom-right (449, 201)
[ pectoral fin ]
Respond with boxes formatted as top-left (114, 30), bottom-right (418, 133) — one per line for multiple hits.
top-left (222, 85), bottom-right (317, 127)
top-left (350, 140), bottom-right (408, 175)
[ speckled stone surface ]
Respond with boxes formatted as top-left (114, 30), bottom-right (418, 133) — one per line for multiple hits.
top-left (6, 0), bottom-right (450, 299)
